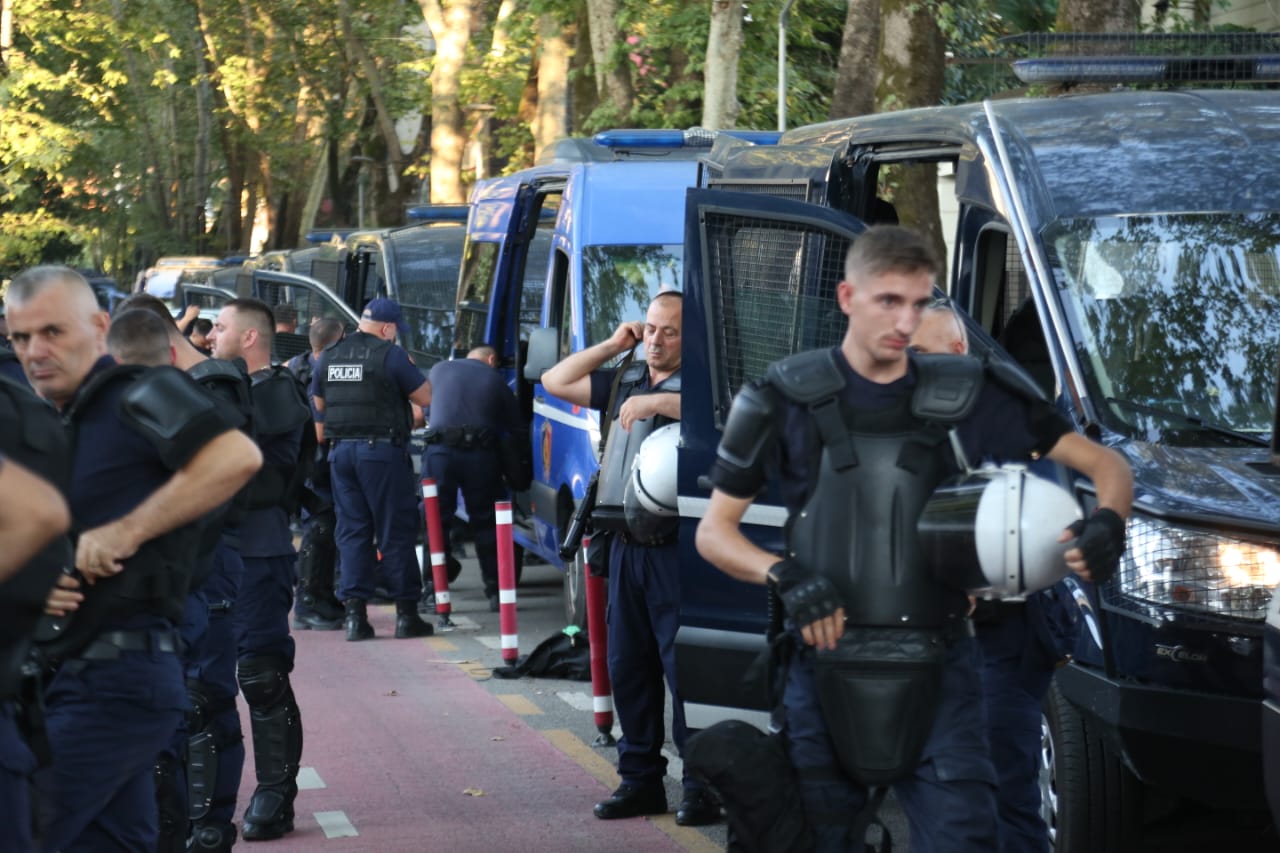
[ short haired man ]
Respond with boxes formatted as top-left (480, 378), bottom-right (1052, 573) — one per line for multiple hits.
top-left (311, 298), bottom-right (435, 641)
top-left (542, 290), bottom-right (718, 826)
top-left (422, 345), bottom-right (524, 611)
top-left (107, 308), bottom-right (176, 367)
top-left (189, 317), bottom-right (214, 356)
top-left (273, 303), bottom-right (298, 335)
top-left (7, 266), bottom-right (260, 852)
top-left (696, 227), bottom-right (1133, 850)
top-left (208, 297), bottom-right (316, 840)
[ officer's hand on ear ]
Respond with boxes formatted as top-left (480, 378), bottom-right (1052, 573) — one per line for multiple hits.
top-left (1059, 508), bottom-right (1126, 585)
top-left (768, 559), bottom-right (845, 650)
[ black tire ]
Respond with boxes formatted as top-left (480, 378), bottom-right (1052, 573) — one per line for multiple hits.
top-left (1042, 679), bottom-right (1141, 852)
top-left (562, 548), bottom-right (588, 630)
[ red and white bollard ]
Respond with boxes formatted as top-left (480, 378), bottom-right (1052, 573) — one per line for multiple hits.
top-left (495, 500), bottom-right (518, 664)
top-left (583, 535), bottom-right (615, 746)
top-left (421, 478), bottom-right (453, 629)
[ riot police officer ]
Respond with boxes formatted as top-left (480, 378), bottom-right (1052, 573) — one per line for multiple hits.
top-left (286, 317), bottom-right (345, 630)
top-left (311, 298), bottom-right (434, 641)
top-left (695, 227), bottom-right (1134, 852)
top-left (542, 291), bottom-right (718, 827)
top-left (423, 345), bottom-right (523, 612)
top-left (208, 297), bottom-right (316, 840)
top-left (7, 266), bottom-right (261, 852)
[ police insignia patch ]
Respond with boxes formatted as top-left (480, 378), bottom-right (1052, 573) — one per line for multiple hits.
top-left (327, 364), bottom-right (363, 382)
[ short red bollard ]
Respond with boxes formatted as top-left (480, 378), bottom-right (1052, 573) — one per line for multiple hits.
top-left (421, 478), bottom-right (453, 629)
top-left (584, 535), bottom-right (616, 746)
top-left (495, 500), bottom-right (518, 664)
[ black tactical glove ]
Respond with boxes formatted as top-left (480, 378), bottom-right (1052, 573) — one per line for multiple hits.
top-left (1066, 508), bottom-right (1126, 585)
top-left (767, 559), bottom-right (844, 628)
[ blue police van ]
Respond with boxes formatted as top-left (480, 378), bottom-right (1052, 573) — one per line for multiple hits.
top-left (461, 128), bottom-right (778, 627)
top-left (672, 60), bottom-right (1280, 851)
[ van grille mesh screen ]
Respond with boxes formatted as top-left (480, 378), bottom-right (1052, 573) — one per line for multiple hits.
top-left (701, 210), bottom-right (851, 426)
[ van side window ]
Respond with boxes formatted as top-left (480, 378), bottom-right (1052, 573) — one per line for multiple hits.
top-left (551, 250), bottom-right (572, 361)
top-left (455, 240), bottom-right (500, 353)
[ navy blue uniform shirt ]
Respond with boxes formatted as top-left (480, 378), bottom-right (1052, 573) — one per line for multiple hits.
top-left (713, 347), bottom-right (1071, 511)
top-left (588, 367), bottom-right (679, 417)
top-left (427, 358), bottom-right (521, 434)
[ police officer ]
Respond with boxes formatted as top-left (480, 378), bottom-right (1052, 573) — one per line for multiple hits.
top-left (108, 299), bottom-right (253, 851)
top-left (911, 301), bottom-right (1079, 853)
top-left (311, 298), bottom-right (434, 641)
top-left (0, 375), bottom-right (72, 853)
top-left (208, 297), bottom-right (316, 840)
top-left (423, 345), bottom-right (523, 612)
top-left (542, 291), bottom-right (718, 826)
top-left (287, 317), bottom-right (345, 630)
top-left (7, 265), bottom-right (261, 852)
top-left (695, 226), bottom-right (1133, 852)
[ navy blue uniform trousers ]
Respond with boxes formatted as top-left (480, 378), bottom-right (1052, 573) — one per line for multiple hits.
top-left (606, 537), bottom-right (698, 792)
top-left (424, 445), bottom-right (504, 597)
top-left (0, 702), bottom-right (36, 850)
top-left (235, 553), bottom-right (297, 665)
top-left (332, 440), bottom-right (422, 602)
top-left (784, 634), bottom-right (998, 852)
top-left (40, 643), bottom-right (187, 851)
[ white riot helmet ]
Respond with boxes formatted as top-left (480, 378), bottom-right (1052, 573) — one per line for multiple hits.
top-left (918, 463), bottom-right (1083, 599)
top-left (623, 422), bottom-right (680, 544)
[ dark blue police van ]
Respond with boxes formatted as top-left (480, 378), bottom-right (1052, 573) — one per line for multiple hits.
top-left (675, 72), bottom-right (1280, 851)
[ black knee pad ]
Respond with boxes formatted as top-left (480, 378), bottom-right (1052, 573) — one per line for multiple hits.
top-left (237, 656), bottom-right (291, 711)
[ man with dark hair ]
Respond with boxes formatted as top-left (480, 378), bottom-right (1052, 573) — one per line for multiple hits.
top-left (312, 298), bottom-right (435, 641)
top-left (7, 265), bottom-right (261, 852)
top-left (208, 297), bottom-right (314, 841)
top-left (542, 289), bottom-right (717, 827)
top-left (422, 345), bottom-right (523, 612)
top-left (107, 308), bottom-right (176, 367)
top-left (695, 226), bottom-right (1133, 851)
top-left (285, 316), bottom-right (347, 631)
top-left (272, 303), bottom-right (298, 335)
top-left (190, 318), bottom-right (214, 356)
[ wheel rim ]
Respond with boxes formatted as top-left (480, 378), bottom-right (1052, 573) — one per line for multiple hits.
top-left (1039, 713), bottom-right (1059, 847)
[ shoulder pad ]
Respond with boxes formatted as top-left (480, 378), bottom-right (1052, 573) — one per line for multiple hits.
top-left (984, 357), bottom-right (1049, 404)
top-left (654, 368), bottom-right (681, 393)
top-left (717, 381), bottom-right (781, 471)
top-left (765, 349), bottom-right (844, 405)
top-left (620, 361), bottom-right (648, 385)
top-left (188, 357), bottom-right (245, 384)
top-left (911, 353), bottom-right (984, 423)
top-left (117, 366), bottom-right (230, 469)
top-left (250, 366), bottom-right (311, 436)
top-left (68, 363), bottom-right (147, 419)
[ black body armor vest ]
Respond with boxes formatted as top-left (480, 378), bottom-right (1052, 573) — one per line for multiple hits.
top-left (321, 332), bottom-right (412, 442)
top-left (772, 350), bottom-right (983, 629)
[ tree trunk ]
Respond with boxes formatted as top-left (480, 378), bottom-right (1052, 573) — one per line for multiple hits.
top-left (419, 0), bottom-right (473, 203)
top-left (1055, 0), bottom-right (1141, 33)
top-left (878, 0), bottom-right (946, 270)
top-left (535, 15), bottom-right (570, 155)
top-left (702, 0), bottom-right (742, 130)
top-left (830, 0), bottom-right (879, 119)
top-left (584, 0), bottom-right (633, 124)
top-left (338, 0), bottom-right (403, 194)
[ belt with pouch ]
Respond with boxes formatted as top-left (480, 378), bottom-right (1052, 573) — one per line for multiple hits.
top-left (78, 629), bottom-right (179, 661)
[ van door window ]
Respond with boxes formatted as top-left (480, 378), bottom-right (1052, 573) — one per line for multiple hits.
top-left (580, 244), bottom-right (683, 352)
top-left (455, 240), bottom-right (500, 353)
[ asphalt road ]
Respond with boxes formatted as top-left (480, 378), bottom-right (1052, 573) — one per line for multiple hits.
top-left (235, 547), bottom-right (1277, 852)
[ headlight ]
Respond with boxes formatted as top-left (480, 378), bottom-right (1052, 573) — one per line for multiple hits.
top-left (1120, 516), bottom-right (1280, 621)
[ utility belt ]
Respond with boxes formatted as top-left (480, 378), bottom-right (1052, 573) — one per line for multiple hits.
top-left (330, 435), bottom-right (405, 448)
top-left (424, 426), bottom-right (497, 450)
top-left (55, 629), bottom-right (180, 676)
top-left (617, 529), bottom-right (677, 548)
top-left (809, 617), bottom-right (971, 786)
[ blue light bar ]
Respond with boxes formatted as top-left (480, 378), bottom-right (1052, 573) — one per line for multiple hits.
top-left (405, 204), bottom-right (470, 222)
top-left (305, 230), bottom-right (354, 243)
top-left (1012, 55), bottom-right (1280, 85)
top-left (594, 128), bottom-right (782, 149)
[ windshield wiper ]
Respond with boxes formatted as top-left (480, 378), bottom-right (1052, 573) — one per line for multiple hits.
top-left (1105, 397), bottom-right (1269, 447)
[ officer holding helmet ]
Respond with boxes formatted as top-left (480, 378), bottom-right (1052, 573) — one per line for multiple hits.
top-left (7, 266), bottom-right (261, 852)
top-left (542, 290), bottom-right (719, 827)
top-left (311, 298), bottom-right (435, 641)
top-left (695, 227), bottom-right (1133, 851)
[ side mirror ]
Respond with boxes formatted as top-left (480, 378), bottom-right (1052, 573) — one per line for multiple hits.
top-left (524, 326), bottom-right (559, 382)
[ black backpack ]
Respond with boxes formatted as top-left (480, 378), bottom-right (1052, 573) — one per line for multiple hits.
top-left (491, 627), bottom-right (590, 681)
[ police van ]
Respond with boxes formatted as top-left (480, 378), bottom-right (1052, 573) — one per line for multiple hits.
top-left (463, 128), bottom-right (778, 626)
top-left (674, 46), bottom-right (1280, 852)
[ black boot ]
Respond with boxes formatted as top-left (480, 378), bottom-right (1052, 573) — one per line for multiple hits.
top-left (395, 601), bottom-right (434, 638)
top-left (344, 599), bottom-right (373, 641)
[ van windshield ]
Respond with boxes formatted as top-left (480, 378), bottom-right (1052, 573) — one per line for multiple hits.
top-left (1046, 213), bottom-right (1280, 444)
top-left (581, 244), bottom-right (683, 349)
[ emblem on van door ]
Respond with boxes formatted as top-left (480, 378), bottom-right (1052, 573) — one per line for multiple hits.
top-left (327, 364), bottom-right (363, 381)
top-left (1155, 644), bottom-right (1209, 664)
top-left (541, 421), bottom-right (552, 476)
